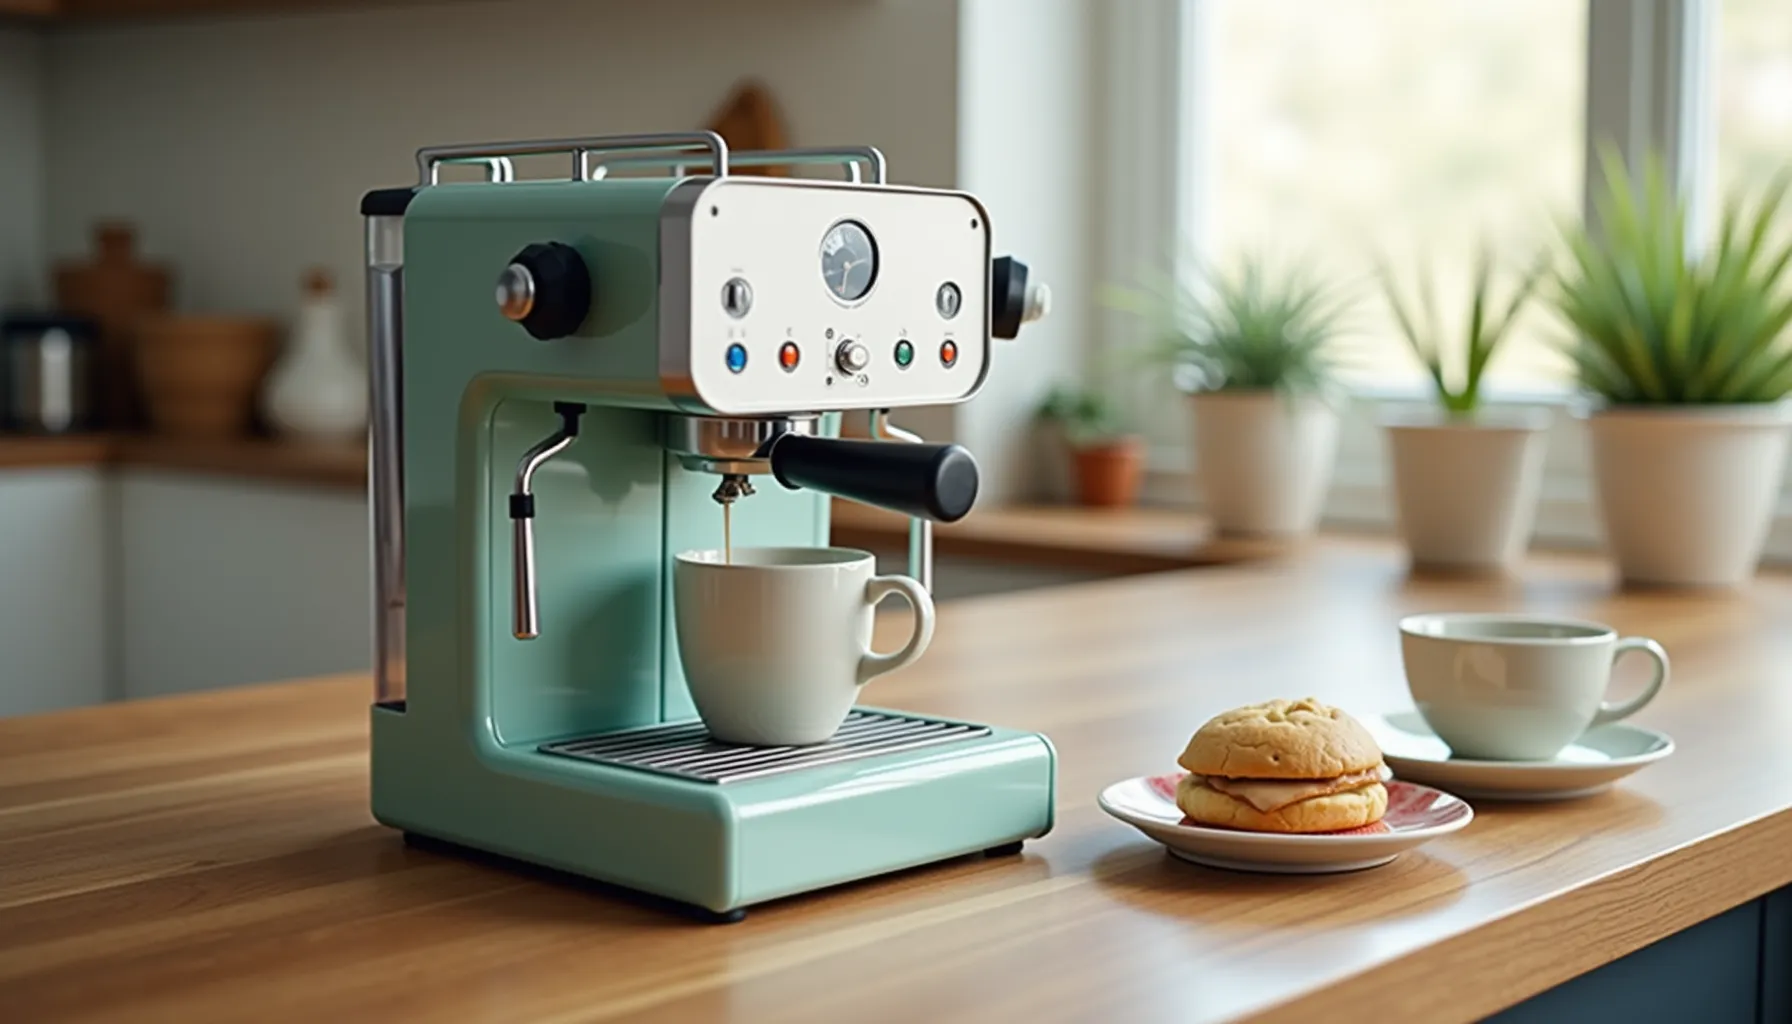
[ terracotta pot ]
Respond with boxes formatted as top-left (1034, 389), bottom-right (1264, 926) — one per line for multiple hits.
top-left (1582, 402), bottom-right (1792, 587)
top-left (1071, 436), bottom-right (1145, 507)
top-left (1188, 390), bottom-right (1339, 536)
top-left (53, 222), bottom-right (172, 431)
top-left (1383, 406), bottom-right (1549, 574)
top-left (136, 314), bottom-right (279, 437)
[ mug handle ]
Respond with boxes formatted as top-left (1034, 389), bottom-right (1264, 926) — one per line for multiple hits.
top-left (1590, 637), bottom-right (1670, 727)
top-left (857, 574), bottom-right (936, 685)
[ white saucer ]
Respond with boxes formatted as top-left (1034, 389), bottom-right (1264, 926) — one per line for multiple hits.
top-left (1097, 774), bottom-right (1472, 874)
top-left (1366, 711), bottom-right (1675, 801)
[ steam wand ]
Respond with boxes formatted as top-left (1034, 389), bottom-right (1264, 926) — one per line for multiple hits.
top-left (509, 402), bottom-right (586, 640)
top-left (868, 410), bottom-right (933, 593)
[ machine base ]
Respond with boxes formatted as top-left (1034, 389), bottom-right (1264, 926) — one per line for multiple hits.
top-left (402, 831), bottom-right (753, 925)
top-left (374, 704), bottom-right (1057, 917)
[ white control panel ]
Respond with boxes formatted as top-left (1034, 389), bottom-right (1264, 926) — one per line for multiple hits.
top-left (668, 177), bottom-right (991, 416)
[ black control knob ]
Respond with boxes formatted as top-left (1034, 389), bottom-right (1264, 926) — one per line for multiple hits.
top-left (769, 435), bottom-right (979, 523)
top-left (991, 255), bottom-right (1050, 339)
top-left (498, 242), bottom-right (591, 341)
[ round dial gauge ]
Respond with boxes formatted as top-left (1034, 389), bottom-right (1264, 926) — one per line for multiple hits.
top-left (820, 220), bottom-right (878, 302)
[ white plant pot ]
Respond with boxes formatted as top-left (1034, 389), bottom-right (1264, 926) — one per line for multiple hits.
top-left (1188, 390), bottom-right (1340, 536)
top-left (1584, 403), bottom-right (1792, 587)
top-left (1383, 408), bottom-right (1549, 573)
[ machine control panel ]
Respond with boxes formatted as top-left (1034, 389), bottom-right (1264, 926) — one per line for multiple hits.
top-left (666, 177), bottom-right (991, 416)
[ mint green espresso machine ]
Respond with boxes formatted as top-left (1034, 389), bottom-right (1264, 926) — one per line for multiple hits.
top-left (361, 132), bottom-right (1056, 922)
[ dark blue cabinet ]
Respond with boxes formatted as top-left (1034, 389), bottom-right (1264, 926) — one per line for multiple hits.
top-left (1487, 884), bottom-right (1792, 1023)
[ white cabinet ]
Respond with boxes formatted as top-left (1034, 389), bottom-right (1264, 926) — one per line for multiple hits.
top-left (0, 467), bottom-right (110, 716)
top-left (118, 470), bottom-right (370, 699)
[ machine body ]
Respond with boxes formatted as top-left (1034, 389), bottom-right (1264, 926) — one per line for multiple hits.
top-left (364, 133), bottom-right (1055, 919)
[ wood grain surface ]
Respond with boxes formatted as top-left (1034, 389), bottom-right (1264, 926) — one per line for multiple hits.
top-left (4, 538), bottom-right (1791, 1023)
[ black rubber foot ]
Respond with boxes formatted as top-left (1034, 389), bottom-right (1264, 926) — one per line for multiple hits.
top-left (702, 907), bottom-right (748, 924)
top-left (983, 840), bottom-right (1025, 857)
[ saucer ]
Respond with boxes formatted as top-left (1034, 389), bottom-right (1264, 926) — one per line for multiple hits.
top-left (1097, 774), bottom-right (1472, 874)
top-left (1366, 710), bottom-right (1675, 801)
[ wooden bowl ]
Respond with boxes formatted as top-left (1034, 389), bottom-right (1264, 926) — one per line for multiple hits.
top-left (135, 314), bottom-right (279, 437)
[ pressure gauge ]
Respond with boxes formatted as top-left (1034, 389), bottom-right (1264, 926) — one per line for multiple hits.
top-left (820, 220), bottom-right (878, 303)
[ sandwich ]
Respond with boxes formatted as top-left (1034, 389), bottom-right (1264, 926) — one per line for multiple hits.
top-left (1175, 697), bottom-right (1389, 834)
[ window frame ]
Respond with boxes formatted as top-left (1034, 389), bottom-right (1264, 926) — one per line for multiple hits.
top-left (1098, 0), bottom-right (1792, 564)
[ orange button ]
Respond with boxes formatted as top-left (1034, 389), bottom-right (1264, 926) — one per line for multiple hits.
top-left (779, 341), bottom-right (800, 371)
top-left (940, 340), bottom-right (959, 367)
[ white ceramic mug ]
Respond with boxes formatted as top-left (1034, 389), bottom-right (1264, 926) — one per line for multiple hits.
top-left (1398, 612), bottom-right (1669, 761)
top-left (673, 546), bottom-right (935, 746)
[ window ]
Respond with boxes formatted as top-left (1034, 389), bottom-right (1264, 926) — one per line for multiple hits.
top-left (1195, 0), bottom-right (1586, 393)
top-left (1103, 0), bottom-right (1792, 559)
top-left (1715, 0), bottom-right (1792, 212)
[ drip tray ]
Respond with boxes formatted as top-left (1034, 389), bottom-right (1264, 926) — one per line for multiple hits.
top-left (538, 710), bottom-right (993, 785)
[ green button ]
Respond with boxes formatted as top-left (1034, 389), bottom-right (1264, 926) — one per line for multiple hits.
top-left (894, 339), bottom-right (914, 367)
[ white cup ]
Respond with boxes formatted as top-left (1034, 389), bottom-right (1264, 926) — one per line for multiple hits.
top-left (673, 546), bottom-right (935, 746)
top-left (1398, 612), bottom-right (1669, 761)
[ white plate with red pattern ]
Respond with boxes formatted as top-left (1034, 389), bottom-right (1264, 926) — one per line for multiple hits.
top-left (1098, 773), bottom-right (1473, 874)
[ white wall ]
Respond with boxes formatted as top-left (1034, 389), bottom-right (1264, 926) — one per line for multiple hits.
top-left (0, 26), bottom-right (44, 307)
top-left (41, 0), bottom-right (961, 336)
top-left (954, 0), bottom-right (1095, 504)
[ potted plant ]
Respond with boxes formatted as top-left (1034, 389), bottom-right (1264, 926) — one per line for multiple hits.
top-left (1546, 147), bottom-right (1792, 587)
top-left (1037, 384), bottom-right (1145, 508)
top-left (1118, 257), bottom-right (1351, 537)
top-left (1377, 242), bottom-right (1553, 572)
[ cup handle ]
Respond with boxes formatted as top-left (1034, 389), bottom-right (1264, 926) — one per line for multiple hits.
top-left (1590, 637), bottom-right (1670, 727)
top-left (857, 574), bottom-right (936, 685)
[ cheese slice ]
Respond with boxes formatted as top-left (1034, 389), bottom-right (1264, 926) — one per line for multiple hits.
top-left (1199, 766), bottom-right (1386, 813)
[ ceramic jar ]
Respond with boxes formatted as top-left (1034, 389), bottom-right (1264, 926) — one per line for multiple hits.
top-left (262, 268), bottom-right (367, 442)
top-left (52, 221), bottom-right (171, 429)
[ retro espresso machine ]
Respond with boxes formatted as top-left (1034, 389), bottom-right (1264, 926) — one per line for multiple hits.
top-left (363, 132), bottom-right (1055, 921)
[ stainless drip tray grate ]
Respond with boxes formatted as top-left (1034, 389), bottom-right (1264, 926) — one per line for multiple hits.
top-left (538, 710), bottom-right (993, 784)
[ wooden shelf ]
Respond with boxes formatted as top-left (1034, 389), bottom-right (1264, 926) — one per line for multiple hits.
top-left (829, 498), bottom-right (1289, 575)
top-left (1, 0), bottom-right (428, 20)
top-left (0, 433), bottom-right (365, 489)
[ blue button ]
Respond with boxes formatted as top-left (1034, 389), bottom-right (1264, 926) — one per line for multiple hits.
top-left (726, 342), bottom-right (747, 373)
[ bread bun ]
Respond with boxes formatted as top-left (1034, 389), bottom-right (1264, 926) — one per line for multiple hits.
top-left (1177, 774), bottom-right (1389, 833)
top-left (1177, 696), bottom-right (1383, 780)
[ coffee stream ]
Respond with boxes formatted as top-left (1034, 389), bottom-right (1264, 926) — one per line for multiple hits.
top-left (723, 502), bottom-right (732, 565)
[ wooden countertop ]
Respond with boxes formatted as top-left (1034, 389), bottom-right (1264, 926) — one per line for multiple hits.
top-left (0, 433), bottom-right (366, 489)
top-left (6, 544), bottom-right (1790, 1023)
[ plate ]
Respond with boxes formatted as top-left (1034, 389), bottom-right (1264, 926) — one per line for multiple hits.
top-left (1097, 774), bottom-right (1473, 874)
top-left (1366, 710), bottom-right (1675, 801)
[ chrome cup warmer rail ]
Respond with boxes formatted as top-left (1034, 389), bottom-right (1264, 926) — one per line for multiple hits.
top-left (364, 132), bottom-right (940, 702)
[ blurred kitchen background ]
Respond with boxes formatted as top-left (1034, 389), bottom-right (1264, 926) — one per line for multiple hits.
top-left (1, 0), bottom-right (1787, 716)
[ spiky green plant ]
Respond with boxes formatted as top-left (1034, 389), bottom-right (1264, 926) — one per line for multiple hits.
top-left (1377, 242), bottom-right (1550, 417)
top-left (1107, 255), bottom-right (1351, 401)
top-left (1548, 144), bottom-right (1792, 404)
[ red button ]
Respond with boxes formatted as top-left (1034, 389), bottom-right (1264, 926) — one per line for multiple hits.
top-left (779, 341), bottom-right (800, 371)
top-left (940, 340), bottom-right (959, 367)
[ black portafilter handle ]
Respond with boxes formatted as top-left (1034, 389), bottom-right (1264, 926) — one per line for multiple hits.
top-left (767, 435), bottom-right (980, 523)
